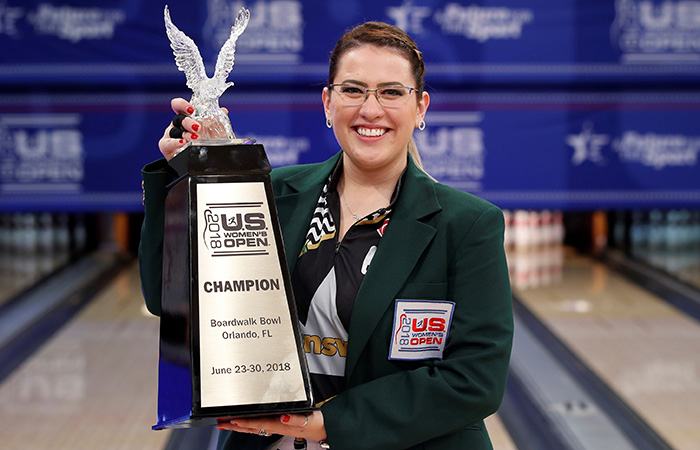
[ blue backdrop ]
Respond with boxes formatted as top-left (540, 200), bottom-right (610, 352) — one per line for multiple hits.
top-left (1, 0), bottom-right (699, 211)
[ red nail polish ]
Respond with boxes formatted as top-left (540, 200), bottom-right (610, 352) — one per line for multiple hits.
top-left (192, 123), bottom-right (200, 132)
top-left (187, 106), bottom-right (194, 114)
top-left (179, 139), bottom-right (184, 144)
top-left (192, 134), bottom-right (199, 140)
top-left (282, 414), bottom-right (291, 423)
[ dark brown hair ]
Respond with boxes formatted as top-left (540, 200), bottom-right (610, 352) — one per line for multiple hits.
top-left (328, 21), bottom-right (426, 95)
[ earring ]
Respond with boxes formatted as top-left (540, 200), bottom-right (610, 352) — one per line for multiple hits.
top-left (418, 120), bottom-right (426, 131)
top-left (326, 118), bottom-right (333, 128)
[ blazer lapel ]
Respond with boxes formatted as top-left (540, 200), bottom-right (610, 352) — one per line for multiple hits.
top-left (273, 153), bottom-right (341, 273)
top-left (272, 153), bottom-right (442, 379)
top-left (345, 160), bottom-right (441, 378)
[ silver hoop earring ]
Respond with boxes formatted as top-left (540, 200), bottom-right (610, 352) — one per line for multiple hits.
top-left (326, 118), bottom-right (333, 128)
top-left (418, 120), bottom-right (426, 131)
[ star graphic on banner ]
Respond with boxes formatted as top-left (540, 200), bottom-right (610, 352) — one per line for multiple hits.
top-left (386, 1), bottom-right (432, 34)
top-left (566, 122), bottom-right (610, 165)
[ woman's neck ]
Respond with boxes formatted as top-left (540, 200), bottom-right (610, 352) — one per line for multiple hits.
top-left (336, 154), bottom-right (406, 240)
top-left (340, 153), bottom-right (407, 194)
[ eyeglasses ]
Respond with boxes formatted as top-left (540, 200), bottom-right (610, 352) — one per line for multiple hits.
top-left (329, 83), bottom-right (417, 108)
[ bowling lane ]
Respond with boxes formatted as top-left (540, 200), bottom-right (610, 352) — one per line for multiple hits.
top-left (0, 258), bottom-right (518, 450)
top-left (631, 246), bottom-right (700, 291)
top-left (485, 414), bottom-right (518, 450)
top-left (0, 262), bottom-right (171, 450)
top-left (511, 249), bottom-right (700, 450)
top-left (0, 270), bottom-right (42, 306)
top-left (620, 209), bottom-right (700, 290)
top-left (0, 212), bottom-right (86, 307)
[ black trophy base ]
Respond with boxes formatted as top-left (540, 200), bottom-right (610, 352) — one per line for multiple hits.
top-left (153, 141), bottom-right (315, 430)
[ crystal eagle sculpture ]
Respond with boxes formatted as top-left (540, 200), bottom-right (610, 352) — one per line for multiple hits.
top-left (164, 5), bottom-right (250, 140)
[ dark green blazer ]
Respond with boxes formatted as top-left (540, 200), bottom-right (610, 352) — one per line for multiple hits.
top-left (139, 152), bottom-right (513, 450)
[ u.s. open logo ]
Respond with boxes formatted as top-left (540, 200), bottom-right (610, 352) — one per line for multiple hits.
top-left (201, 203), bottom-right (270, 257)
top-left (389, 300), bottom-right (455, 361)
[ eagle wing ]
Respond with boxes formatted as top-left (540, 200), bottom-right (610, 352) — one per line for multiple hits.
top-left (164, 5), bottom-right (207, 91)
top-left (213, 8), bottom-right (250, 84)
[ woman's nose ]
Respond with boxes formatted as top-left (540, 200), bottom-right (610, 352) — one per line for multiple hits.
top-left (359, 91), bottom-right (384, 118)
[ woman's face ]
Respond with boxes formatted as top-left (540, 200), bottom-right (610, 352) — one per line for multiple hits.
top-left (323, 45), bottom-right (429, 177)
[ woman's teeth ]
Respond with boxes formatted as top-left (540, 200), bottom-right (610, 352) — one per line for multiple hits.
top-left (356, 127), bottom-right (387, 137)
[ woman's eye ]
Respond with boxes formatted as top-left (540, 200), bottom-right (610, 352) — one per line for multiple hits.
top-left (341, 86), bottom-right (364, 95)
top-left (381, 88), bottom-right (404, 97)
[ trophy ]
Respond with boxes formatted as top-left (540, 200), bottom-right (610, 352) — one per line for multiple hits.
top-left (164, 5), bottom-right (244, 141)
top-left (153, 6), bottom-right (314, 430)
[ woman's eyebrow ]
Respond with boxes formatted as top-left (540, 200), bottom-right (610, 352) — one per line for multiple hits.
top-left (339, 79), bottom-right (407, 87)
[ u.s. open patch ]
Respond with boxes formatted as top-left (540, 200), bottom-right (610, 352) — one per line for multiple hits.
top-left (389, 300), bottom-right (455, 361)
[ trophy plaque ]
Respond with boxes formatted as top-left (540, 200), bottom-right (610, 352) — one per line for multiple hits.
top-left (153, 7), bottom-right (314, 430)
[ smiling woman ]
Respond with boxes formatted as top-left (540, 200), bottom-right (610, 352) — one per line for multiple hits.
top-left (323, 45), bottom-right (428, 190)
top-left (140, 20), bottom-right (513, 450)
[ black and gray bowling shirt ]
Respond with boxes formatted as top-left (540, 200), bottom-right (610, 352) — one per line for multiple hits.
top-left (291, 160), bottom-right (403, 404)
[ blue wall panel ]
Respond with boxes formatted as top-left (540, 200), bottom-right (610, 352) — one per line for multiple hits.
top-left (2, 0), bottom-right (700, 84)
top-left (1, 0), bottom-right (699, 211)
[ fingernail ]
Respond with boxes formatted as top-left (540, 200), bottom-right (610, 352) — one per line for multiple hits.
top-left (187, 106), bottom-right (194, 114)
top-left (192, 134), bottom-right (199, 140)
top-left (192, 123), bottom-right (200, 132)
top-left (282, 414), bottom-right (291, 423)
top-left (179, 139), bottom-right (184, 144)
top-left (230, 422), bottom-right (238, 426)
top-left (217, 426), bottom-right (224, 431)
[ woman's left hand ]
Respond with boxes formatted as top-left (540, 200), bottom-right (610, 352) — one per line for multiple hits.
top-left (217, 410), bottom-right (327, 442)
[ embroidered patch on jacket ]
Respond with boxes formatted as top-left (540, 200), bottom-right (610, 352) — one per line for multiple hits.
top-left (389, 300), bottom-right (455, 361)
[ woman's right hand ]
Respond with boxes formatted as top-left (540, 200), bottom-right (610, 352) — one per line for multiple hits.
top-left (159, 98), bottom-right (201, 161)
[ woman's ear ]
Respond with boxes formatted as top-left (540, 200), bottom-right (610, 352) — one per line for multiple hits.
top-left (416, 90), bottom-right (430, 126)
top-left (322, 87), bottom-right (332, 119)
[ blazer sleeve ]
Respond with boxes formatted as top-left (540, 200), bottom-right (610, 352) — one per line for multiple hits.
top-left (321, 205), bottom-right (513, 450)
top-left (138, 159), bottom-right (178, 316)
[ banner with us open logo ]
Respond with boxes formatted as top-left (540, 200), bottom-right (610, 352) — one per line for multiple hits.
top-left (2, 90), bottom-right (700, 211)
top-left (1, 0), bottom-right (699, 84)
top-left (1, 0), bottom-right (699, 211)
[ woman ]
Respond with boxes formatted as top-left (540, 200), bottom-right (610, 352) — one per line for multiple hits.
top-left (141, 21), bottom-right (513, 450)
